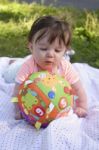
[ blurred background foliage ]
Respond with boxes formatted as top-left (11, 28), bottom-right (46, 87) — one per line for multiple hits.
top-left (0, 0), bottom-right (99, 68)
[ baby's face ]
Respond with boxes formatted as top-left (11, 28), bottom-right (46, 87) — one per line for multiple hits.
top-left (32, 35), bottom-right (66, 72)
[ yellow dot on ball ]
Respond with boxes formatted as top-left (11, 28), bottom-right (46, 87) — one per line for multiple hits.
top-left (11, 97), bottom-right (18, 103)
top-left (35, 121), bottom-right (42, 130)
top-left (24, 108), bottom-right (29, 115)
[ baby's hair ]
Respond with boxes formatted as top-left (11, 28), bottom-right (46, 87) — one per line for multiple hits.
top-left (28, 15), bottom-right (71, 49)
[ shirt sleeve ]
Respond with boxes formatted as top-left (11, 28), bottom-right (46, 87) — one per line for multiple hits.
top-left (15, 57), bottom-right (34, 84)
top-left (62, 59), bottom-right (80, 85)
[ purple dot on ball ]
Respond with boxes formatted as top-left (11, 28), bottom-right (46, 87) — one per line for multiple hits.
top-left (41, 122), bottom-right (49, 128)
top-left (48, 91), bottom-right (55, 99)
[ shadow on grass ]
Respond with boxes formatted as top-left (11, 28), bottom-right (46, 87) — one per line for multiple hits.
top-left (0, 11), bottom-right (25, 22)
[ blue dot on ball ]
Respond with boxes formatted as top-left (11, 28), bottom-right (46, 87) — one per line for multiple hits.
top-left (48, 91), bottom-right (55, 99)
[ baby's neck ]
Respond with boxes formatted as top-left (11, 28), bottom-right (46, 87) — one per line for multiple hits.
top-left (37, 64), bottom-right (59, 74)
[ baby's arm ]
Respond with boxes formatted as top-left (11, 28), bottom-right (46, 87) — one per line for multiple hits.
top-left (12, 83), bottom-right (22, 120)
top-left (12, 57), bottom-right (33, 119)
top-left (72, 80), bottom-right (88, 117)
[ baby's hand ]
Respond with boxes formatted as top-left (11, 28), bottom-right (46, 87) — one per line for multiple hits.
top-left (15, 111), bottom-right (23, 120)
top-left (14, 103), bottom-right (23, 120)
top-left (74, 107), bottom-right (87, 117)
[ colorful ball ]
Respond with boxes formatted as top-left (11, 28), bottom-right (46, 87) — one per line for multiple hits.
top-left (18, 71), bottom-right (75, 129)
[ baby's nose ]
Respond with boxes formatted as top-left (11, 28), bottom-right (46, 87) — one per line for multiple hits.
top-left (46, 49), bottom-right (54, 57)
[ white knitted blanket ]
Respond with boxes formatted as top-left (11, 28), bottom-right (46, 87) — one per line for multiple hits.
top-left (0, 57), bottom-right (99, 150)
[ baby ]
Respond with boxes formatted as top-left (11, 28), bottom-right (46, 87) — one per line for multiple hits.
top-left (13, 15), bottom-right (88, 119)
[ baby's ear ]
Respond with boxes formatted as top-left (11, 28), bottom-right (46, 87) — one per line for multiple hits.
top-left (28, 42), bottom-right (33, 52)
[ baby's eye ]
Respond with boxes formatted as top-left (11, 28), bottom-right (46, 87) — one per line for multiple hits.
top-left (55, 49), bottom-right (61, 53)
top-left (40, 48), bottom-right (47, 51)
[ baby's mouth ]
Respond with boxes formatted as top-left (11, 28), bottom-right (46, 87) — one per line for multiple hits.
top-left (45, 61), bottom-right (53, 65)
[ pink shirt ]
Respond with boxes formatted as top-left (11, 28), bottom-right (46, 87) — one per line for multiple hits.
top-left (15, 56), bottom-right (79, 85)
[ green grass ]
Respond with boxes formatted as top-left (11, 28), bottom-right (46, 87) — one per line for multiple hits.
top-left (0, 1), bottom-right (99, 68)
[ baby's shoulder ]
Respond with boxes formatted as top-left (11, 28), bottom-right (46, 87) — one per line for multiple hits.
top-left (23, 55), bottom-right (34, 65)
top-left (60, 57), bottom-right (71, 68)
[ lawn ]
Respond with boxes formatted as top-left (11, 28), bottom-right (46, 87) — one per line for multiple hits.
top-left (0, 1), bottom-right (99, 68)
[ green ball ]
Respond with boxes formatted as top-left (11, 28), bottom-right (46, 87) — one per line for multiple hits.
top-left (18, 71), bottom-right (74, 129)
